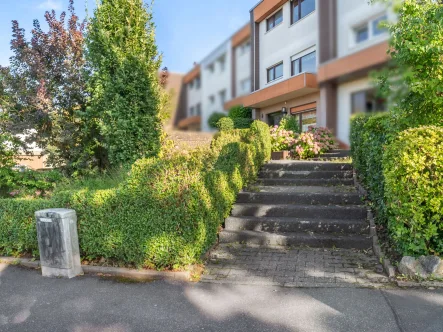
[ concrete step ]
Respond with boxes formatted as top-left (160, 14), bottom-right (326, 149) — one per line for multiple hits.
top-left (231, 204), bottom-right (367, 219)
top-left (246, 186), bottom-right (358, 194)
top-left (257, 178), bottom-right (354, 186)
top-left (225, 216), bottom-right (369, 234)
top-left (219, 230), bottom-right (371, 249)
top-left (237, 191), bottom-right (363, 205)
top-left (263, 161), bottom-right (352, 172)
top-left (258, 170), bottom-right (353, 180)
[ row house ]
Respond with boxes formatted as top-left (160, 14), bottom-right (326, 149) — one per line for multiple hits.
top-left (176, 24), bottom-right (252, 131)
top-left (177, 0), bottom-right (392, 147)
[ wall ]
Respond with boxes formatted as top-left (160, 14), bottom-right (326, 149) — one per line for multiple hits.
top-left (258, 0), bottom-right (318, 90)
top-left (336, 0), bottom-right (390, 59)
top-left (201, 40), bottom-right (232, 132)
top-left (186, 76), bottom-right (202, 118)
top-left (234, 40), bottom-right (251, 98)
top-left (336, 76), bottom-right (371, 145)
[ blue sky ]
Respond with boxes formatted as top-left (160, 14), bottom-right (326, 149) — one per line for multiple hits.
top-left (0, 0), bottom-right (257, 73)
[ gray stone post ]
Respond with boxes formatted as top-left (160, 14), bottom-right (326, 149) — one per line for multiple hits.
top-left (35, 209), bottom-right (83, 278)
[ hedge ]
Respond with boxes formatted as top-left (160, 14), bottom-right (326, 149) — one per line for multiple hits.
top-left (350, 113), bottom-right (394, 219)
top-left (0, 121), bottom-right (271, 269)
top-left (383, 126), bottom-right (443, 256)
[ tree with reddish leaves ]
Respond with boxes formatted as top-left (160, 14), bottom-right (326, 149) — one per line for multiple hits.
top-left (0, 0), bottom-right (105, 173)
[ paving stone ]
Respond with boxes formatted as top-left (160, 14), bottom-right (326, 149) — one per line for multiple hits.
top-left (202, 244), bottom-right (387, 288)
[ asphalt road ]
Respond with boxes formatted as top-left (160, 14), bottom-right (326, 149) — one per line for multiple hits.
top-left (1, 263), bottom-right (442, 332)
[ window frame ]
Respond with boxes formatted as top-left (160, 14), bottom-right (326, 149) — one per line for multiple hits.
top-left (267, 9), bottom-right (283, 32)
top-left (354, 14), bottom-right (388, 45)
top-left (291, 51), bottom-right (317, 76)
top-left (267, 62), bottom-right (284, 83)
top-left (291, 0), bottom-right (316, 25)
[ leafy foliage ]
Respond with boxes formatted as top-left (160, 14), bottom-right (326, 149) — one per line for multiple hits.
top-left (85, 0), bottom-right (164, 166)
top-left (208, 112), bottom-right (227, 129)
top-left (0, 1), bottom-right (90, 171)
top-left (216, 117), bottom-right (234, 131)
top-left (228, 105), bottom-right (252, 119)
top-left (373, 0), bottom-right (443, 129)
top-left (280, 115), bottom-right (300, 133)
top-left (0, 121), bottom-right (271, 269)
top-left (383, 126), bottom-right (443, 256)
top-left (233, 118), bottom-right (253, 129)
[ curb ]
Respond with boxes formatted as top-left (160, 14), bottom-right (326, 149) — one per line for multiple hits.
top-left (0, 257), bottom-right (191, 282)
top-left (397, 280), bottom-right (443, 288)
top-left (353, 170), bottom-right (396, 279)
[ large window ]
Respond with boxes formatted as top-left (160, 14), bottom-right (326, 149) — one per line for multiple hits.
top-left (267, 9), bottom-right (283, 31)
top-left (354, 14), bottom-right (388, 44)
top-left (351, 89), bottom-right (386, 114)
top-left (289, 108), bottom-right (317, 132)
top-left (291, 51), bottom-right (316, 76)
top-left (196, 103), bottom-right (201, 116)
top-left (291, 0), bottom-right (316, 25)
top-left (267, 62), bottom-right (283, 83)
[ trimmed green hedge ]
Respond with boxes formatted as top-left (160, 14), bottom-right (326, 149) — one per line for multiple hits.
top-left (383, 126), bottom-right (443, 256)
top-left (351, 113), bottom-right (443, 257)
top-left (216, 117), bottom-right (234, 131)
top-left (0, 121), bottom-right (271, 269)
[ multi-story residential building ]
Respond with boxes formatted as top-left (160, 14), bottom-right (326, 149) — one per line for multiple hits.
top-left (317, 0), bottom-right (392, 146)
top-left (176, 24), bottom-right (252, 131)
top-left (177, 0), bottom-right (391, 146)
top-left (244, 0), bottom-right (319, 131)
top-left (245, 0), bottom-right (391, 146)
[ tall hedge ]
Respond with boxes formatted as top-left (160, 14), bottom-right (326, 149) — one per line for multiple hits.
top-left (0, 121), bottom-right (271, 269)
top-left (383, 126), bottom-right (443, 256)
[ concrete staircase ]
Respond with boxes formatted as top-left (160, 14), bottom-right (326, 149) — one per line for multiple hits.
top-left (219, 154), bottom-right (371, 249)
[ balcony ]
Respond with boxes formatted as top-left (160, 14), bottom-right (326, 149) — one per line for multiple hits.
top-left (177, 116), bottom-right (201, 131)
top-left (243, 73), bottom-right (318, 108)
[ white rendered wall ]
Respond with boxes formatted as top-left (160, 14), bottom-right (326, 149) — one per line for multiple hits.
top-left (258, 1), bottom-right (318, 90)
top-left (235, 40), bottom-right (251, 97)
top-left (336, 77), bottom-right (372, 145)
top-left (186, 78), bottom-right (202, 117)
top-left (336, 0), bottom-right (391, 59)
top-left (201, 40), bottom-right (232, 132)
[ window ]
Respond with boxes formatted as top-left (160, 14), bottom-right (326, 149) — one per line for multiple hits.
top-left (209, 95), bottom-right (215, 104)
top-left (372, 15), bottom-right (388, 36)
top-left (195, 77), bottom-right (201, 89)
top-left (219, 59), bottom-right (225, 72)
top-left (267, 9), bottom-right (283, 31)
top-left (355, 26), bottom-right (369, 43)
top-left (189, 106), bottom-right (195, 116)
top-left (267, 62), bottom-right (283, 83)
top-left (351, 89), bottom-right (386, 114)
top-left (189, 81), bottom-right (194, 89)
top-left (208, 63), bottom-right (215, 74)
top-left (291, 51), bottom-right (317, 76)
top-left (291, 0), bottom-right (315, 25)
top-left (196, 103), bottom-right (201, 116)
top-left (354, 14), bottom-right (388, 44)
top-left (240, 40), bottom-right (251, 55)
top-left (289, 107), bottom-right (317, 132)
top-left (241, 78), bottom-right (251, 94)
top-left (219, 90), bottom-right (227, 105)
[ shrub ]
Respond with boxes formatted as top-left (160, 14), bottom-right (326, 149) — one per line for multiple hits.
top-left (208, 112), bottom-right (227, 129)
top-left (383, 126), bottom-right (443, 256)
top-left (269, 126), bottom-right (296, 152)
top-left (350, 114), bottom-right (370, 177)
top-left (0, 121), bottom-right (271, 269)
top-left (280, 115), bottom-right (300, 133)
top-left (233, 118), bottom-right (253, 129)
top-left (228, 105), bottom-right (252, 119)
top-left (293, 127), bottom-right (336, 159)
top-left (217, 117), bottom-right (234, 131)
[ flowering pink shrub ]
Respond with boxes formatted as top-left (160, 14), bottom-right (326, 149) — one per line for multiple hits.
top-left (270, 125), bottom-right (296, 152)
top-left (293, 127), bottom-right (336, 159)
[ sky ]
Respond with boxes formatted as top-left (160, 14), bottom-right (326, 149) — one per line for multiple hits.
top-left (0, 0), bottom-right (258, 74)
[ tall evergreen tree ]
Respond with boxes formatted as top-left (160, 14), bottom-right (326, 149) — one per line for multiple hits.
top-left (86, 0), bottom-right (163, 166)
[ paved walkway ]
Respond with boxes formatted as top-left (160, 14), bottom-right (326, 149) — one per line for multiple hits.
top-left (201, 244), bottom-right (389, 287)
top-left (1, 263), bottom-right (443, 332)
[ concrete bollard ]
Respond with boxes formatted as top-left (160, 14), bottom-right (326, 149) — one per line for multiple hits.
top-left (35, 209), bottom-right (83, 278)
